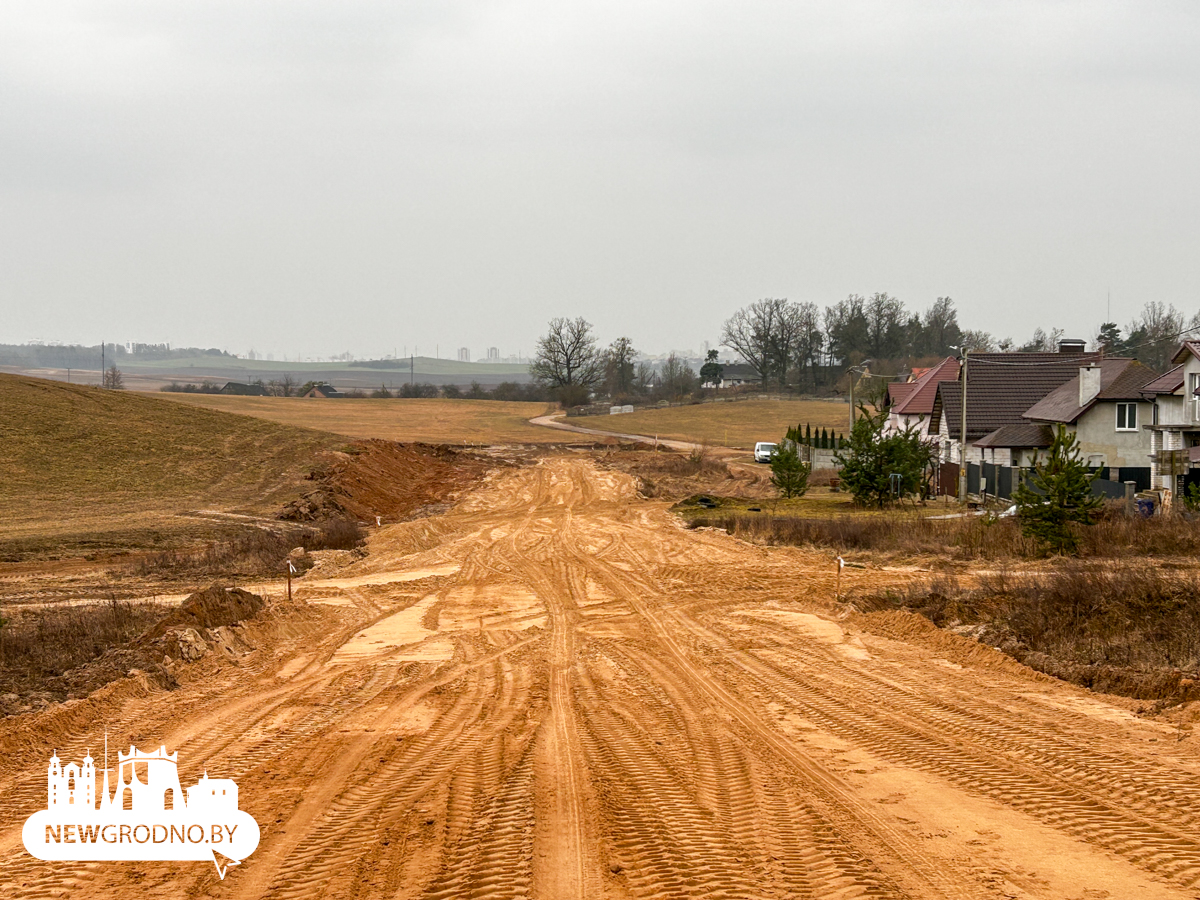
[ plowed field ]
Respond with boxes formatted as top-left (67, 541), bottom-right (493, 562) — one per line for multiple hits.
top-left (2, 459), bottom-right (1198, 899)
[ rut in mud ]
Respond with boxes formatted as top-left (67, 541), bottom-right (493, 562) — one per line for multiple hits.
top-left (2, 458), bottom-right (1199, 899)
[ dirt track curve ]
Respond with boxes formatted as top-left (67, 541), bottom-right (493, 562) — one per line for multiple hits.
top-left (3, 457), bottom-right (1200, 899)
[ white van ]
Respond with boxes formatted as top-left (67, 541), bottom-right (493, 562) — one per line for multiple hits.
top-left (753, 442), bottom-right (778, 463)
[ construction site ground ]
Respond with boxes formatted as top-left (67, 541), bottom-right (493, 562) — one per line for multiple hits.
top-left (2, 454), bottom-right (1200, 899)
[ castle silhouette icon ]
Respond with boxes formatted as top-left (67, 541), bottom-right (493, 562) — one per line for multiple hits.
top-left (23, 736), bottom-right (259, 878)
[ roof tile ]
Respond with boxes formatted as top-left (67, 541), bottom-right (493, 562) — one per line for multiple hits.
top-left (892, 357), bottom-right (960, 416)
top-left (933, 352), bottom-right (1106, 441)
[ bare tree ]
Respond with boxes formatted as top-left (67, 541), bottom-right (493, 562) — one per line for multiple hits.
top-left (634, 361), bottom-right (655, 395)
top-left (659, 353), bottom-right (698, 400)
top-left (602, 336), bottom-right (638, 398)
top-left (960, 329), bottom-right (997, 352)
top-left (864, 292), bottom-right (906, 360)
top-left (1126, 301), bottom-right (1198, 371)
top-left (823, 295), bottom-right (869, 367)
top-left (530, 317), bottom-right (603, 393)
top-left (268, 373), bottom-right (298, 397)
top-left (102, 365), bottom-right (124, 389)
top-left (721, 298), bottom-right (802, 387)
top-left (790, 302), bottom-right (824, 389)
top-left (1019, 327), bottom-right (1064, 353)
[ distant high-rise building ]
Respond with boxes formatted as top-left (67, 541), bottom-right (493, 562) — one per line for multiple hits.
top-left (487, 347), bottom-right (500, 361)
top-left (457, 347), bottom-right (470, 362)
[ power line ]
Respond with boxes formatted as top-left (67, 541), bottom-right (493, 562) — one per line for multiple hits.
top-left (960, 324), bottom-right (1200, 368)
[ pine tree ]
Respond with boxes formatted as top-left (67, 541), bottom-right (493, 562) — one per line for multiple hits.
top-left (804, 423), bottom-right (812, 446)
top-left (1012, 425), bottom-right (1103, 555)
top-left (834, 407), bottom-right (935, 507)
top-left (770, 440), bottom-right (811, 498)
top-left (819, 427), bottom-right (827, 449)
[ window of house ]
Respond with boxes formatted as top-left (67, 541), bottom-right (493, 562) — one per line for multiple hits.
top-left (1116, 403), bottom-right (1137, 431)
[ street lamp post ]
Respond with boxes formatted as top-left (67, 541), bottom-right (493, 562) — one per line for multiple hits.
top-left (846, 360), bottom-right (872, 434)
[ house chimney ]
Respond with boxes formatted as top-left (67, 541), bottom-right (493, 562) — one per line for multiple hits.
top-left (1079, 365), bottom-right (1102, 407)
top-left (1058, 339), bottom-right (1086, 354)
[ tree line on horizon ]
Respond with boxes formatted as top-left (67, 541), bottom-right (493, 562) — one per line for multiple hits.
top-left (529, 296), bottom-right (1200, 403)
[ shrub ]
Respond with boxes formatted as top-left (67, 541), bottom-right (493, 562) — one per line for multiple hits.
top-left (769, 441), bottom-right (810, 498)
top-left (491, 382), bottom-right (524, 401)
top-left (860, 564), bottom-right (1200, 702)
top-left (555, 384), bottom-right (591, 408)
top-left (138, 518), bottom-right (365, 577)
top-left (1013, 424), bottom-right (1102, 554)
top-left (398, 382), bottom-right (439, 398)
top-left (834, 407), bottom-right (936, 507)
top-left (686, 509), bottom-right (1200, 560)
top-left (0, 598), bottom-right (170, 675)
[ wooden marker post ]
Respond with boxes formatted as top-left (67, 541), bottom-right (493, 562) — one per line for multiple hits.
top-left (287, 559), bottom-right (296, 602)
top-left (835, 556), bottom-right (845, 602)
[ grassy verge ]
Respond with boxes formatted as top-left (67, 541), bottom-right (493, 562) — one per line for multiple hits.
top-left (137, 518), bottom-right (364, 578)
top-left (860, 566), bottom-right (1200, 708)
top-left (686, 504), bottom-right (1200, 559)
top-left (572, 399), bottom-right (851, 449)
top-left (0, 599), bottom-right (173, 702)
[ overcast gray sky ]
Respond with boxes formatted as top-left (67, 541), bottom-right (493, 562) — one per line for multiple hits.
top-left (2, 1), bottom-right (1198, 359)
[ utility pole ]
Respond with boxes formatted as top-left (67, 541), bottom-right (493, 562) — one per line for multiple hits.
top-left (101, 342), bottom-right (105, 386)
top-left (410, 354), bottom-right (414, 386)
top-left (958, 349), bottom-right (969, 502)
top-left (846, 360), bottom-right (871, 433)
top-left (848, 372), bottom-right (855, 433)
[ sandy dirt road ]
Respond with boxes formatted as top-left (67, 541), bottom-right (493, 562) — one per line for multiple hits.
top-left (2, 458), bottom-right (1200, 899)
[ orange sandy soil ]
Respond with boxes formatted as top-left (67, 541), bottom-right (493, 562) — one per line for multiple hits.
top-left (1, 460), bottom-right (1198, 898)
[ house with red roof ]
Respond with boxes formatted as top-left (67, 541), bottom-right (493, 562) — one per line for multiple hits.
top-left (883, 357), bottom-right (959, 438)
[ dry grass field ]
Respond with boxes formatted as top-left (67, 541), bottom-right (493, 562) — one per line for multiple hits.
top-left (159, 394), bottom-right (559, 444)
top-left (0, 374), bottom-right (343, 557)
top-left (571, 398), bottom-right (852, 448)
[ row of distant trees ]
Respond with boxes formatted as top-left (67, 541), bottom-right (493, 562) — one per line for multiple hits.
top-left (529, 317), bottom-right (699, 406)
top-left (528, 297), bottom-right (1200, 406)
top-left (721, 296), bottom-right (1200, 391)
top-left (160, 378), bottom-right (550, 401)
top-left (162, 376), bottom-right (302, 396)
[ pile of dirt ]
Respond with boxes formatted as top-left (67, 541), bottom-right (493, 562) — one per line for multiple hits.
top-left (598, 448), bottom-right (774, 501)
top-left (281, 440), bottom-right (497, 523)
top-left (1, 585), bottom-right (267, 716)
top-left (140, 584), bottom-right (264, 640)
top-left (850, 608), bottom-right (1049, 681)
